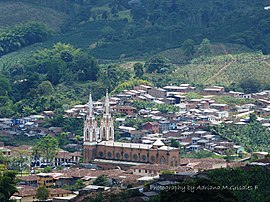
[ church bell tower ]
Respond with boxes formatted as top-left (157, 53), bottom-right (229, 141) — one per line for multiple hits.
top-left (99, 90), bottom-right (114, 141)
top-left (83, 93), bottom-right (98, 162)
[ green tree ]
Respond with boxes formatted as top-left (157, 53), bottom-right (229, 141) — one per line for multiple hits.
top-left (144, 56), bottom-right (169, 73)
top-left (249, 113), bottom-right (257, 123)
top-left (0, 170), bottom-right (18, 202)
top-left (133, 63), bottom-right (144, 78)
top-left (182, 39), bottom-right (195, 57)
top-left (9, 148), bottom-right (31, 176)
top-left (56, 132), bottom-right (68, 148)
top-left (36, 186), bottom-right (49, 201)
top-left (239, 78), bottom-right (262, 93)
top-left (73, 179), bottom-right (84, 190)
top-left (0, 76), bottom-right (11, 96)
top-left (99, 65), bottom-right (119, 91)
top-left (93, 175), bottom-right (109, 186)
top-left (37, 81), bottom-right (54, 96)
top-left (170, 139), bottom-right (179, 148)
top-left (22, 106), bottom-right (35, 117)
top-left (34, 135), bottom-right (58, 164)
top-left (197, 38), bottom-right (211, 56)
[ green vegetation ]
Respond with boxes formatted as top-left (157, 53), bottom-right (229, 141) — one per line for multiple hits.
top-left (2, 0), bottom-right (270, 60)
top-left (207, 166), bottom-right (270, 202)
top-left (64, 179), bottom-right (85, 191)
top-left (170, 139), bottom-right (180, 148)
top-left (0, 1), bottom-right (68, 31)
top-left (0, 43), bottom-right (132, 118)
top-left (172, 52), bottom-right (270, 87)
top-left (212, 118), bottom-right (270, 152)
top-left (182, 150), bottom-right (223, 159)
top-left (33, 135), bottom-right (58, 164)
top-left (0, 22), bottom-right (50, 57)
top-left (0, 170), bottom-right (18, 202)
top-left (93, 175), bottom-right (109, 186)
top-left (0, 135), bottom-right (39, 146)
top-left (36, 186), bottom-right (49, 201)
top-left (111, 79), bottom-right (152, 94)
top-left (213, 96), bottom-right (255, 106)
top-left (160, 170), bottom-right (174, 175)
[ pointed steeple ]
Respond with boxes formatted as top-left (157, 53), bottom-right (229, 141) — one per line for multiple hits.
top-left (88, 93), bottom-right (93, 117)
top-left (105, 89), bottom-right (109, 115)
top-left (100, 90), bottom-right (114, 141)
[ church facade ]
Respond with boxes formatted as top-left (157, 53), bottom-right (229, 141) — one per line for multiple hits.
top-left (83, 92), bottom-right (181, 166)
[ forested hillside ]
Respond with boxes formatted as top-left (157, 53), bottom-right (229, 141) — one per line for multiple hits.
top-left (1, 0), bottom-right (270, 118)
top-left (1, 0), bottom-right (270, 59)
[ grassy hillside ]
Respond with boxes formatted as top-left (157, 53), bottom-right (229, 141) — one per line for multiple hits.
top-left (172, 52), bottom-right (270, 86)
top-left (0, 1), bottom-right (68, 31)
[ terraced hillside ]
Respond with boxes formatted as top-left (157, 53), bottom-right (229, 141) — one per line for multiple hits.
top-left (173, 52), bottom-right (270, 86)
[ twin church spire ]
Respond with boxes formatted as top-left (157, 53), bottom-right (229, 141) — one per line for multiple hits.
top-left (84, 91), bottom-right (114, 144)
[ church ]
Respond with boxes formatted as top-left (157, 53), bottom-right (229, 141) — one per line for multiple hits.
top-left (83, 92), bottom-right (181, 166)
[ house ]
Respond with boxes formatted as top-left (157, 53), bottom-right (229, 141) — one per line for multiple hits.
top-left (148, 87), bottom-right (167, 98)
top-left (186, 145), bottom-right (202, 152)
top-left (210, 103), bottom-right (229, 111)
top-left (11, 186), bottom-right (73, 202)
top-left (18, 175), bottom-right (38, 187)
top-left (113, 105), bottom-right (136, 115)
top-left (141, 122), bottom-right (159, 134)
top-left (158, 120), bottom-right (170, 133)
top-left (185, 158), bottom-right (227, 172)
top-left (131, 164), bottom-right (173, 177)
top-left (229, 91), bottom-right (244, 98)
top-left (204, 86), bottom-right (224, 94)
top-left (163, 84), bottom-right (195, 93)
top-left (134, 85), bottom-right (152, 93)
top-left (54, 151), bottom-right (82, 166)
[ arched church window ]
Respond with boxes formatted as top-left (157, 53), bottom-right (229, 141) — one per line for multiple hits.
top-left (142, 155), bottom-right (147, 161)
top-left (133, 154), bottom-right (138, 160)
top-left (151, 156), bottom-right (155, 162)
top-left (99, 152), bottom-right (103, 157)
top-left (107, 152), bottom-right (112, 158)
top-left (124, 153), bottom-right (129, 159)
top-left (116, 153), bottom-right (120, 159)
top-left (160, 156), bottom-right (166, 164)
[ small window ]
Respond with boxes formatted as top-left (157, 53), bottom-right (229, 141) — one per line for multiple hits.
top-left (124, 153), bottom-right (129, 159)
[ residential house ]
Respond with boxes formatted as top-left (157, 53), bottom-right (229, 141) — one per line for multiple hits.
top-left (204, 86), bottom-right (224, 95)
top-left (113, 105), bottom-right (136, 115)
top-left (141, 122), bottom-right (159, 134)
top-left (158, 120), bottom-right (170, 133)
